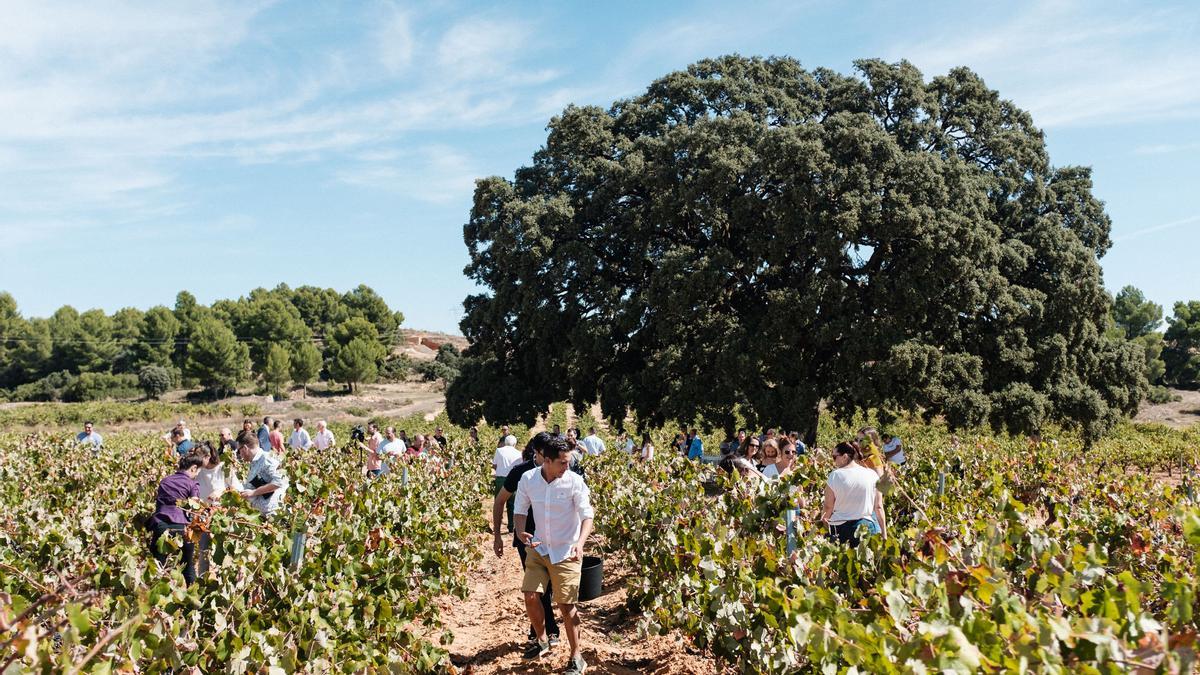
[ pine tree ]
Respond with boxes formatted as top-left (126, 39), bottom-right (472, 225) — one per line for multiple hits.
top-left (290, 342), bottom-right (323, 397)
top-left (262, 343), bottom-right (291, 397)
top-left (183, 315), bottom-right (249, 397)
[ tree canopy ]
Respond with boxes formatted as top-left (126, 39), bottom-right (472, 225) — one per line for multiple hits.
top-left (1112, 285), bottom-right (1163, 339)
top-left (447, 55), bottom-right (1146, 442)
top-left (1164, 301), bottom-right (1200, 388)
top-left (0, 284), bottom-right (405, 401)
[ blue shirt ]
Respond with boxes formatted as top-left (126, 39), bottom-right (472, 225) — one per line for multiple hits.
top-left (76, 431), bottom-right (103, 448)
top-left (687, 437), bottom-right (704, 459)
top-left (257, 426), bottom-right (272, 452)
top-left (176, 439), bottom-right (194, 456)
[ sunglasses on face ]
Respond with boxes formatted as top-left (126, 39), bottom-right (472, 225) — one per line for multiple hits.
top-left (784, 451), bottom-right (795, 456)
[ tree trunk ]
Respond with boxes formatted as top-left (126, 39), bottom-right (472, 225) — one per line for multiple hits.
top-left (801, 402), bottom-right (820, 449)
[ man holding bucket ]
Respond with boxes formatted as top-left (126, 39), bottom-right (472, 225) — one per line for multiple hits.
top-left (513, 433), bottom-right (593, 674)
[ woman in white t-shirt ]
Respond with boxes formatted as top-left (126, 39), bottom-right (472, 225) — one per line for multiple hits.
top-left (639, 433), bottom-right (655, 462)
top-left (821, 441), bottom-right (887, 546)
top-left (194, 441), bottom-right (241, 503)
top-left (762, 438), bottom-right (799, 480)
top-left (191, 441), bottom-right (242, 576)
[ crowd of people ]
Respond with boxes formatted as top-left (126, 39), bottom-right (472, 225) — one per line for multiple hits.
top-left (75, 413), bottom-right (912, 674)
top-left (78, 417), bottom-right (294, 587)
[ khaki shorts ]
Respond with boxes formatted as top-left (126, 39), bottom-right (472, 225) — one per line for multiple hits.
top-left (521, 548), bottom-right (582, 605)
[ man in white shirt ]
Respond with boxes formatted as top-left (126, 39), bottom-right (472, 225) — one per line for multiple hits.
top-left (493, 435), bottom-right (523, 533)
top-left (882, 433), bottom-right (905, 465)
top-left (312, 420), bottom-right (336, 450)
top-left (580, 427), bottom-right (606, 456)
top-left (76, 421), bottom-right (103, 450)
top-left (377, 426), bottom-right (407, 474)
top-left (289, 418), bottom-right (314, 450)
top-left (513, 435), bottom-right (593, 673)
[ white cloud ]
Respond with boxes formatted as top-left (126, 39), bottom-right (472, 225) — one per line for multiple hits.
top-left (335, 145), bottom-right (479, 204)
top-left (1113, 214), bottom-right (1200, 242)
top-left (1134, 141), bottom-right (1200, 155)
top-left (888, 0), bottom-right (1200, 128)
top-left (377, 5), bottom-right (416, 73)
top-left (0, 2), bottom-right (566, 239)
top-left (436, 16), bottom-right (533, 80)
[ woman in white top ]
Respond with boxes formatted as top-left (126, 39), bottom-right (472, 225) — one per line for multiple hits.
top-left (821, 441), bottom-right (887, 546)
top-left (639, 433), bottom-right (655, 462)
top-left (762, 438), bottom-right (798, 480)
top-left (191, 441), bottom-right (241, 576)
top-left (193, 441), bottom-right (241, 502)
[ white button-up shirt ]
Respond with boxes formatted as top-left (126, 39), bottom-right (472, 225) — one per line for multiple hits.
top-left (313, 428), bottom-right (336, 450)
top-left (289, 428), bottom-right (313, 450)
top-left (513, 467), bottom-right (594, 564)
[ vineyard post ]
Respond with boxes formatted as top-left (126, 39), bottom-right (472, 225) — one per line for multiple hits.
top-left (785, 508), bottom-right (797, 557)
top-left (289, 532), bottom-right (307, 569)
top-left (937, 471), bottom-right (946, 496)
top-left (402, 465), bottom-right (409, 487)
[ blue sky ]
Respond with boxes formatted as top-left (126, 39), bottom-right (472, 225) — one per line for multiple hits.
top-left (0, 0), bottom-right (1196, 333)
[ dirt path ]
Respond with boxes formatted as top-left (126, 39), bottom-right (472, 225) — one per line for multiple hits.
top-left (439, 512), bottom-right (724, 674)
top-left (1135, 388), bottom-right (1200, 429)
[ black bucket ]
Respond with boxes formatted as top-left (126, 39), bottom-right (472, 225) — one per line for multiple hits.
top-left (579, 555), bottom-right (604, 601)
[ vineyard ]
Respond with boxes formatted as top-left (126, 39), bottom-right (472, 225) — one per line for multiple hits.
top-left (0, 414), bottom-right (507, 673)
top-left (589, 420), bottom-right (1200, 673)
top-left (2, 413), bottom-right (1200, 673)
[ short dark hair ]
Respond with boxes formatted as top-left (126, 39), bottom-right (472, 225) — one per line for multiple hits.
top-left (540, 435), bottom-right (570, 461)
top-left (178, 455), bottom-right (205, 472)
top-left (294, 418), bottom-right (304, 427)
top-left (172, 428), bottom-right (185, 439)
top-left (84, 420), bottom-right (94, 426)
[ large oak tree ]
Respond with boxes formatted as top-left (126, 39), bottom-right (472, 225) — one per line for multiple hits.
top-left (448, 56), bottom-right (1145, 443)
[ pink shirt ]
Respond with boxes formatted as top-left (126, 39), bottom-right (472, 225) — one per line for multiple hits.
top-left (269, 430), bottom-right (285, 452)
top-left (366, 433), bottom-right (383, 471)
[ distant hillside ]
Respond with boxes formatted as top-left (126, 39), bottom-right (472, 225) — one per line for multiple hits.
top-left (398, 329), bottom-right (470, 362)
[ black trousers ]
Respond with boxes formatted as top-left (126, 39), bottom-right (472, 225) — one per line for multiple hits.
top-left (150, 519), bottom-right (196, 585)
top-left (516, 542), bottom-right (559, 638)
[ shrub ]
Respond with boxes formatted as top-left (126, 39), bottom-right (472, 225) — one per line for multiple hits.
top-left (137, 365), bottom-right (173, 400)
top-left (344, 406), bottom-right (371, 418)
top-left (378, 353), bottom-right (412, 382)
top-left (62, 373), bottom-right (141, 402)
top-left (415, 360), bottom-right (458, 383)
top-left (1146, 385), bottom-right (1181, 405)
top-left (8, 371), bottom-right (76, 402)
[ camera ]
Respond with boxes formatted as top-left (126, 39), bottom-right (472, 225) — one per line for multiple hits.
top-left (350, 425), bottom-right (366, 443)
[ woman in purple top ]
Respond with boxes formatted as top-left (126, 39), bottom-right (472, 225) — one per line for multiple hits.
top-left (150, 454), bottom-right (204, 585)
